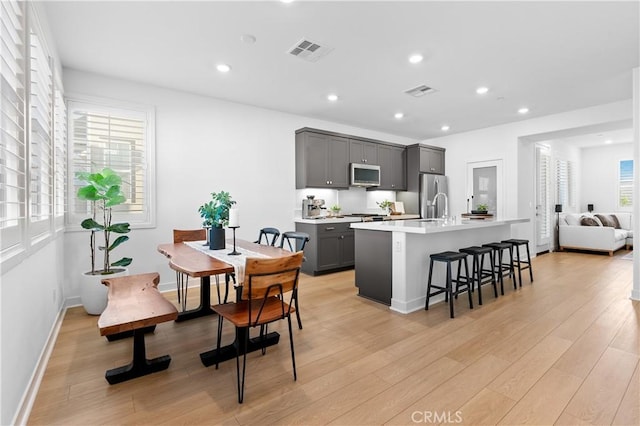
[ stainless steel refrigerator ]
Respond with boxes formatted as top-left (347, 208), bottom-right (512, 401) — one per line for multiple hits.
top-left (420, 174), bottom-right (448, 218)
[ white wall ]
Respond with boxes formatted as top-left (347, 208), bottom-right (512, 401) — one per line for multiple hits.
top-left (581, 142), bottom-right (634, 212)
top-left (62, 69), bottom-right (417, 302)
top-left (422, 100), bottom-right (633, 244)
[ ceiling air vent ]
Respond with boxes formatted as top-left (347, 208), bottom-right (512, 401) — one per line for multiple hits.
top-left (404, 84), bottom-right (437, 97)
top-left (288, 38), bottom-right (333, 62)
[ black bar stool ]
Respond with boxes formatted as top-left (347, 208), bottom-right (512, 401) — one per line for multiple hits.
top-left (425, 251), bottom-right (472, 318)
top-left (459, 246), bottom-right (498, 305)
top-left (482, 242), bottom-right (516, 294)
top-left (501, 239), bottom-right (533, 287)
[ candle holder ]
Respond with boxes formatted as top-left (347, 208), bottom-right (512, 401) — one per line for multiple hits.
top-left (228, 226), bottom-right (240, 255)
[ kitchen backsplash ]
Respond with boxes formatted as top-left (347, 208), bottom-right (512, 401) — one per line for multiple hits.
top-left (295, 187), bottom-right (396, 217)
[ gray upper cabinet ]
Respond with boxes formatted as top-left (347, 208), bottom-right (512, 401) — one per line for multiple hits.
top-left (296, 130), bottom-right (350, 189)
top-left (419, 146), bottom-right (445, 175)
top-left (377, 145), bottom-right (406, 190)
top-left (349, 139), bottom-right (378, 164)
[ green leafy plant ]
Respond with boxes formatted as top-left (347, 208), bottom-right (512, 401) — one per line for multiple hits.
top-left (377, 200), bottom-right (393, 210)
top-left (476, 203), bottom-right (489, 212)
top-left (330, 204), bottom-right (341, 213)
top-left (76, 168), bottom-right (132, 275)
top-left (198, 191), bottom-right (236, 228)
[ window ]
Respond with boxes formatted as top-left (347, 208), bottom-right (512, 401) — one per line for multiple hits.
top-left (67, 98), bottom-right (155, 228)
top-left (1, 1), bottom-right (65, 266)
top-left (1, 0), bottom-right (26, 255)
top-left (618, 159), bottom-right (634, 209)
top-left (536, 146), bottom-right (551, 243)
top-left (556, 159), bottom-right (576, 209)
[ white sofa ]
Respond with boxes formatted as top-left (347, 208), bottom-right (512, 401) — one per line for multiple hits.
top-left (559, 212), bottom-right (633, 255)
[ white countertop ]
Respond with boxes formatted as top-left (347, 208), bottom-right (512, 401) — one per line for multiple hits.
top-left (350, 217), bottom-right (529, 234)
top-left (295, 214), bottom-right (420, 225)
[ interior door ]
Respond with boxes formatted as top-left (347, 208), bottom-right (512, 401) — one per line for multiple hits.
top-left (466, 160), bottom-right (503, 218)
top-left (535, 145), bottom-right (551, 253)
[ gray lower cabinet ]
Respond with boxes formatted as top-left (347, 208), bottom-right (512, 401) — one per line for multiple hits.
top-left (295, 222), bottom-right (355, 275)
top-left (354, 229), bottom-right (392, 305)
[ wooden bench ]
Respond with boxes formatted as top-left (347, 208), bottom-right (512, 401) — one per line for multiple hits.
top-left (98, 272), bottom-right (178, 384)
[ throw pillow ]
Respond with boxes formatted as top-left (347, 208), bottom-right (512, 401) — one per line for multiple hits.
top-left (581, 216), bottom-right (600, 226)
top-left (595, 214), bottom-right (619, 228)
top-left (565, 214), bottom-right (580, 226)
top-left (610, 214), bottom-right (621, 229)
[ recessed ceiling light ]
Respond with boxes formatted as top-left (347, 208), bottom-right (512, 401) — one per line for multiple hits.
top-left (240, 34), bottom-right (256, 44)
top-left (441, 125), bottom-right (450, 131)
top-left (476, 87), bottom-right (489, 95)
top-left (327, 93), bottom-right (339, 102)
top-left (408, 54), bottom-right (423, 64)
top-left (216, 64), bottom-right (231, 73)
top-left (281, 0), bottom-right (294, 3)
top-left (518, 107), bottom-right (529, 114)
top-left (605, 139), bottom-right (613, 144)
top-left (394, 112), bottom-right (404, 119)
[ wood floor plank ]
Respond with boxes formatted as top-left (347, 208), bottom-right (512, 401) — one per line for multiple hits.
top-left (487, 334), bottom-right (572, 400)
top-left (561, 346), bottom-right (639, 424)
top-left (26, 251), bottom-right (637, 426)
top-left (613, 362), bottom-right (640, 425)
top-left (497, 368), bottom-right (583, 425)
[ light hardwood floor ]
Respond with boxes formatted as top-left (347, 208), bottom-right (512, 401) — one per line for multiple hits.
top-left (28, 251), bottom-right (639, 425)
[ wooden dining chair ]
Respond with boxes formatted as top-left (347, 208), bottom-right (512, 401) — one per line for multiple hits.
top-left (279, 231), bottom-right (310, 329)
top-left (172, 229), bottom-right (206, 311)
top-left (254, 227), bottom-right (280, 246)
top-left (212, 251), bottom-right (304, 403)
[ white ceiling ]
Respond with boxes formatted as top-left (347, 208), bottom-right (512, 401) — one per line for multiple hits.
top-left (42, 1), bottom-right (639, 141)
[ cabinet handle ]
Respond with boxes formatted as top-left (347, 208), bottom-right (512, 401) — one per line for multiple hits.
top-left (340, 235), bottom-right (344, 239)
top-left (325, 227), bottom-right (336, 231)
top-left (430, 167), bottom-right (435, 171)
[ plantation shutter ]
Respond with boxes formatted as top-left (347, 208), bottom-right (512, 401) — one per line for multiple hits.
top-left (536, 147), bottom-right (550, 242)
top-left (53, 85), bottom-right (66, 227)
top-left (68, 100), bottom-right (155, 227)
top-left (28, 26), bottom-right (54, 238)
top-left (618, 160), bottom-right (634, 208)
top-left (0, 0), bottom-right (26, 252)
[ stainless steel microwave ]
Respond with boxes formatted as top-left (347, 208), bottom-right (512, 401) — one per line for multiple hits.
top-left (350, 163), bottom-right (381, 187)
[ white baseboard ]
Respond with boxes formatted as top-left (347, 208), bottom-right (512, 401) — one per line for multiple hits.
top-left (12, 306), bottom-right (66, 426)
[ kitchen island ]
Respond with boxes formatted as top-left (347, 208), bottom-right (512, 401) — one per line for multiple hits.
top-left (350, 217), bottom-right (529, 314)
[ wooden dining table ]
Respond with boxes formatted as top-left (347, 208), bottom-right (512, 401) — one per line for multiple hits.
top-left (156, 238), bottom-right (293, 367)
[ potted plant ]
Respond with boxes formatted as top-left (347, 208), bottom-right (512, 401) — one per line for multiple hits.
top-left (330, 204), bottom-right (342, 217)
top-left (198, 191), bottom-right (235, 250)
top-left (76, 168), bottom-right (132, 314)
top-left (377, 200), bottom-right (393, 216)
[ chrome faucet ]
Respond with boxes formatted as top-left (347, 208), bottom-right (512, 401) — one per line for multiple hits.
top-left (432, 192), bottom-right (449, 219)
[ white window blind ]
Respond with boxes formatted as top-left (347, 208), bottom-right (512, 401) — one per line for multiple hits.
top-left (53, 86), bottom-right (66, 227)
top-left (28, 27), bottom-right (54, 238)
top-left (618, 159), bottom-right (634, 209)
top-left (556, 159), bottom-right (576, 209)
top-left (67, 99), bottom-right (155, 228)
top-left (0, 0), bottom-right (26, 253)
top-left (536, 147), bottom-right (550, 241)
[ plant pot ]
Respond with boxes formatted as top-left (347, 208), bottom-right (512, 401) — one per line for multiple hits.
top-left (209, 226), bottom-right (226, 250)
top-left (80, 268), bottom-right (128, 315)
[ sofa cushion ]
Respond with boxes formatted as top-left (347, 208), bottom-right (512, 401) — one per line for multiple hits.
top-left (565, 214), bottom-right (580, 226)
top-left (614, 229), bottom-right (628, 242)
top-left (595, 214), bottom-right (620, 229)
top-left (581, 216), bottom-right (600, 226)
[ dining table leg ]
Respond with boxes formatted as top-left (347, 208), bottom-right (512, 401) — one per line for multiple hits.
top-left (199, 326), bottom-right (280, 367)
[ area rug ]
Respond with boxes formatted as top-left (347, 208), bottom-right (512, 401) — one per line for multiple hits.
top-left (621, 252), bottom-right (634, 260)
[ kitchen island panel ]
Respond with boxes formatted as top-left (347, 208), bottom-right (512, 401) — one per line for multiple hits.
top-left (355, 230), bottom-right (392, 304)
